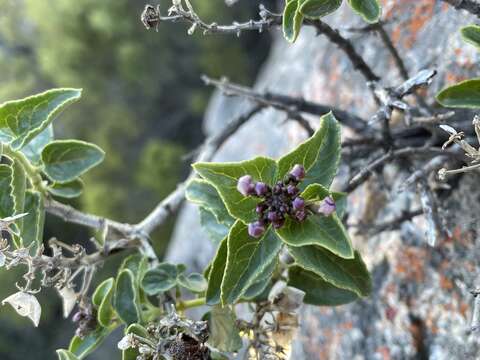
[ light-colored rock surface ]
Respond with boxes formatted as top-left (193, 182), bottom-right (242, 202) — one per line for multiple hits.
top-left (169, 1), bottom-right (480, 358)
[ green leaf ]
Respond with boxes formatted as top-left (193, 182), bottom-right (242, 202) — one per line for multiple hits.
top-left (276, 184), bottom-right (353, 258)
top-left (47, 179), bottom-right (84, 199)
top-left (241, 256), bottom-right (277, 301)
top-left (20, 125), bottom-right (53, 164)
top-left (206, 238), bottom-right (228, 305)
top-left (287, 266), bottom-right (358, 305)
top-left (122, 324), bottom-right (150, 360)
top-left (120, 254), bottom-right (149, 286)
top-left (56, 349), bottom-right (80, 360)
top-left (11, 160), bottom-right (26, 220)
top-left (69, 326), bottom-right (114, 359)
top-left (114, 269), bottom-right (141, 325)
top-left (0, 165), bottom-right (15, 218)
top-left (177, 273), bottom-right (208, 293)
top-left (288, 245), bottom-right (371, 296)
top-left (199, 207), bottom-right (230, 244)
top-left (92, 278), bottom-right (115, 327)
top-left (0, 88), bottom-right (81, 150)
top-left (436, 78), bottom-right (480, 109)
top-left (0, 165), bottom-right (18, 244)
top-left (141, 263), bottom-right (178, 295)
top-left (332, 191), bottom-right (347, 218)
top-left (193, 156), bottom-right (277, 223)
top-left (277, 112), bottom-right (341, 190)
top-left (241, 277), bottom-right (271, 301)
top-left (22, 190), bottom-right (45, 251)
top-left (41, 140), bottom-right (105, 183)
top-left (10, 160), bottom-right (26, 245)
top-left (186, 179), bottom-right (234, 225)
top-left (283, 0), bottom-right (304, 43)
top-left (208, 305), bottom-right (243, 353)
top-left (347, 0), bottom-right (381, 23)
top-left (221, 221), bottom-right (283, 305)
top-left (461, 25), bottom-right (480, 50)
top-left (300, 0), bottom-right (343, 19)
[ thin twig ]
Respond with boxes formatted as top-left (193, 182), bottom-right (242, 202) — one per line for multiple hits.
top-left (201, 75), bottom-right (372, 134)
top-left (344, 147), bottom-right (457, 193)
top-left (398, 155), bottom-right (448, 192)
top-left (440, 0), bottom-right (480, 18)
top-left (304, 19), bottom-right (379, 83)
top-left (417, 179), bottom-right (444, 247)
top-left (350, 209), bottom-right (423, 235)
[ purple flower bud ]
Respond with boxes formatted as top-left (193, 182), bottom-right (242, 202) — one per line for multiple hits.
top-left (248, 221), bottom-right (266, 238)
top-left (318, 196), bottom-right (336, 216)
top-left (273, 183), bottom-right (282, 194)
top-left (272, 218), bottom-right (285, 229)
top-left (292, 197), bottom-right (305, 211)
top-left (290, 164), bottom-right (305, 181)
top-left (295, 210), bottom-right (307, 222)
top-left (72, 311), bottom-right (84, 323)
top-left (267, 211), bottom-right (279, 222)
top-left (256, 203), bottom-right (266, 214)
top-left (287, 184), bottom-right (299, 196)
top-left (255, 182), bottom-right (268, 196)
top-left (237, 175), bottom-right (254, 196)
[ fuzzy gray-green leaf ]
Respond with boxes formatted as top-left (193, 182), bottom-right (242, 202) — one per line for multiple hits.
top-left (347, 0), bottom-right (381, 23)
top-left (186, 178), bottom-right (234, 225)
top-left (288, 266), bottom-right (359, 305)
top-left (288, 245), bottom-right (371, 296)
top-left (22, 190), bottom-right (45, 252)
top-left (221, 221), bottom-right (282, 304)
top-left (300, 0), bottom-right (343, 19)
top-left (436, 78), bottom-right (480, 109)
top-left (461, 24), bottom-right (480, 50)
top-left (41, 140), bottom-right (105, 183)
top-left (277, 112), bottom-right (341, 190)
top-left (0, 88), bottom-right (81, 150)
top-left (48, 179), bottom-right (84, 199)
top-left (114, 269), bottom-right (140, 325)
top-left (206, 237), bottom-right (228, 305)
top-left (283, 0), bottom-right (304, 43)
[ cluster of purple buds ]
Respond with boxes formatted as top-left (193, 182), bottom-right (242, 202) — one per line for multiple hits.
top-left (237, 164), bottom-right (337, 238)
top-left (237, 164), bottom-right (309, 238)
top-left (72, 303), bottom-right (97, 339)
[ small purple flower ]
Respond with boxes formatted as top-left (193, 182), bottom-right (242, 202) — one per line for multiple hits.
top-left (317, 196), bottom-right (336, 216)
top-left (272, 218), bottom-right (285, 229)
top-left (72, 311), bottom-right (84, 323)
top-left (255, 182), bottom-right (268, 196)
top-left (237, 175), bottom-right (254, 196)
top-left (287, 184), bottom-right (299, 196)
top-left (267, 211), bottom-right (279, 222)
top-left (292, 197), bottom-right (305, 211)
top-left (273, 183), bottom-right (282, 194)
top-left (295, 210), bottom-right (307, 222)
top-left (290, 164), bottom-right (305, 181)
top-left (256, 203), bottom-right (266, 214)
top-left (248, 221), bottom-right (266, 238)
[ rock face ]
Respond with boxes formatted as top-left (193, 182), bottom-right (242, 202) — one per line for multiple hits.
top-left (168, 1), bottom-right (480, 359)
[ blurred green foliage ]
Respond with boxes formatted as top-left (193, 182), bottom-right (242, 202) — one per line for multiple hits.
top-left (0, 0), bottom-right (271, 358)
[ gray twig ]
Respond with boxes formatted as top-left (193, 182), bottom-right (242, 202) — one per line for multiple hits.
top-left (417, 179), bottom-right (445, 247)
top-left (441, 0), bottom-right (480, 18)
top-left (201, 75), bottom-right (372, 134)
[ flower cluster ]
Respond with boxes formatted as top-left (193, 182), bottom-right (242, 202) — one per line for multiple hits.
top-left (237, 164), bottom-right (336, 238)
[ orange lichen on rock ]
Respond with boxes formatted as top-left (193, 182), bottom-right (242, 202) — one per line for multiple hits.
top-left (395, 247), bottom-right (427, 282)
